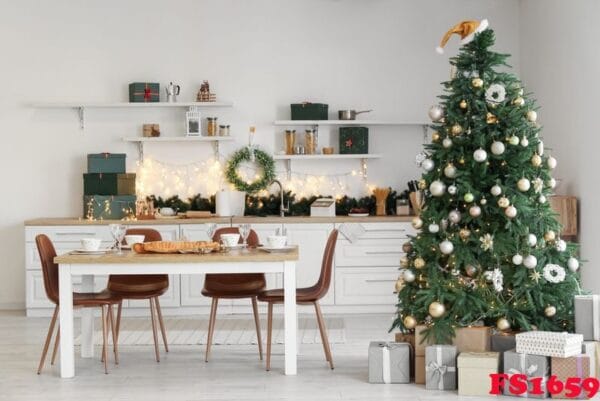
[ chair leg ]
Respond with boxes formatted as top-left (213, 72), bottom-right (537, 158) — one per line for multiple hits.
top-left (149, 298), bottom-right (160, 363)
top-left (314, 301), bottom-right (334, 369)
top-left (154, 297), bottom-right (169, 353)
top-left (51, 324), bottom-right (60, 365)
top-left (115, 301), bottom-right (123, 343)
top-left (101, 306), bottom-right (109, 374)
top-left (205, 297), bottom-right (218, 363)
top-left (251, 297), bottom-right (263, 361)
top-left (37, 305), bottom-right (59, 374)
top-left (108, 305), bottom-right (119, 365)
top-left (266, 302), bottom-right (273, 371)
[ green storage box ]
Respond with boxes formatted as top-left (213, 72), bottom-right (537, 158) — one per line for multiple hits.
top-left (339, 126), bottom-right (369, 154)
top-left (83, 195), bottom-right (137, 220)
top-left (128, 82), bottom-right (160, 102)
top-left (87, 153), bottom-right (126, 174)
top-left (84, 173), bottom-right (136, 195)
top-left (291, 103), bottom-right (328, 120)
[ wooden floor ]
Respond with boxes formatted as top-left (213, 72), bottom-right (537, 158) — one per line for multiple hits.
top-left (1, 311), bottom-right (502, 401)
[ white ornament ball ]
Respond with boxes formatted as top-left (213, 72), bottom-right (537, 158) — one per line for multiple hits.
top-left (512, 254), bottom-right (523, 265)
top-left (498, 197), bottom-right (510, 208)
top-left (548, 178), bottom-right (557, 189)
top-left (527, 110), bottom-right (538, 122)
top-left (448, 185), bottom-right (457, 195)
top-left (439, 240), bottom-right (454, 255)
top-left (538, 140), bottom-right (545, 156)
top-left (528, 234), bottom-right (538, 247)
top-left (491, 141), bottom-right (506, 155)
top-left (464, 192), bottom-right (474, 203)
top-left (556, 239), bottom-right (567, 252)
top-left (509, 135), bottom-right (520, 145)
top-left (442, 138), bottom-right (453, 148)
top-left (444, 164), bottom-right (457, 178)
top-left (524, 255), bottom-right (538, 269)
top-left (505, 205), bottom-right (518, 218)
top-left (491, 185), bottom-right (502, 196)
top-left (422, 159), bottom-right (435, 172)
top-left (428, 301), bottom-right (446, 318)
top-left (568, 257), bottom-right (580, 272)
top-left (545, 306), bottom-right (557, 317)
top-left (469, 205), bottom-right (482, 218)
top-left (517, 178), bottom-right (531, 192)
top-left (520, 137), bottom-right (529, 147)
top-left (539, 195), bottom-right (547, 204)
top-left (497, 318), bottom-right (511, 331)
top-left (428, 105), bottom-right (444, 122)
top-left (412, 216), bottom-right (423, 229)
top-left (403, 270), bottom-right (416, 282)
top-left (474, 148), bottom-right (488, 162)
top-left (547, 156), bottom-right (557, 169)
top-left (428, 223), bottom-right (440, 233)
top-left (429, 180), bottom-right (446, 197)
top-left (448, 210), bottom-right (462, 224)
top-left (480, 198), bottom-right (487, 205)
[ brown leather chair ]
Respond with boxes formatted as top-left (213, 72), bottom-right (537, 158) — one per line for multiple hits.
top-left (202, 227), bottom-right (264, 362)
top-left (258, 229), bottom-right (338, 371)
top-left (107, 228), bottom-right (169, 362)
top-left (35, 234), bottom-right (121, 374)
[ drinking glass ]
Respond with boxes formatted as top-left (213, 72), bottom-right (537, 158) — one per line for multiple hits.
top-left (206, 223), bottom-right (217, 241)
top-left (109, 224), bottom-right (127, 254)
top-left (239, 224), bottom-right (251, 247)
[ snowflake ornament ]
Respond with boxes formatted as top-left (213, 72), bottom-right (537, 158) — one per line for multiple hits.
top-left (491, 268), bottom-right (504, 292)
top-left (485, 84), bottom-right (507, 105)
top-left (479, 234), bottom-right (494, 251)
top-left (533, 177), bottom-right (544, 193)
top-left (543, 264), bottom-right (566, 283)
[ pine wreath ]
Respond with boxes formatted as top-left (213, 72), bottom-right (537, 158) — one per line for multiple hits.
top-left (225, 146), bottom-right (275, 193)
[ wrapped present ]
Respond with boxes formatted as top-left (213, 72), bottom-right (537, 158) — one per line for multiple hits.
top-left (83, 195), bottom-right (136, 220)
top-left (128, 82), bottom-right (160, 102)
top-left (503, 351), bottom-right (550, 398)
top-left (83, 173), bottom-right (136, 196)
top-left (551, 355), bottom-right (591, 399)
top-left (491, 332), bottom-right (517, 353)
top-left (415, 355), bottom-right (426, 384)
top-left (339, 127), bottom-right (368, 154)
top-left (290, 102), bottom-right (328, 120)
top-left (575, 295), bottom-right (600, 341)
top-left (368, 341), bottom-right (411, 383)
top-left (425, 345), bottom-right (456, 390)
top-left (394, 333), bottom-right (415, 379)
top-left (516, 331), bottom-right (583, 358)
top-left (87, 153), bottom-right (126, 174)
top-left (415, 325), bottom-right (436, 356)
top-left (582, 341), bottom-right (600, 379)
top-left (415, 325), bottom-right (490, 356)
top-left (457, 352), bottom-right (500, 396)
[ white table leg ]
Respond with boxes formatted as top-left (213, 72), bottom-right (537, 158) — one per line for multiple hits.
top-left (283, 261), bottom-right (297, 375)
top-left (58, 264), bottom-right (74, 378)
top-left (80, 275), bottom-right (95, 358)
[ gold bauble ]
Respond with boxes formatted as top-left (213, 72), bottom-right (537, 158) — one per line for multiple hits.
top-left (414, 257), bottom-right (426, 269)
top-left (544, 230), bottom-right (556, 242)
top-left (486, 112), bottom-right (498, 124)
top-left (459, 228), bottom-right (471, 240)
top-left (458, 158), bottom-right (465, 165)
top-left (403, 315), bottom-right (417, 329)
top-left (513, 97), bottom-right (525, 106)
top-left (498, 197), bottom-right (510, 208)
top-left (459, 100), bottom-right (468, 109)
top-left (428, 301), bottom-right (446, 318)
top-left (472, 78), bottom-right (484, 88)
top-left (531, 154), bottom-right (542, 167)
top-left (400, 256), bottom-right (410, 268)
top-left (431, 131), bottom-right (441, 142)
top-left (545, 305), bottom-right (557, 317)
top-left (402, 242), bottom-right (413, 253)
top-left (418, 179), bottom-right (427, 190)
top-left (527, 110), bottom-right (538, 122)
top-left (451, 124), bottom-right (463, 135)
top-left (395, 279), bottom-right (405, 293)
top-left (497, 317), bottom-right (511, 331)
top-left (412, 216), bottom-right (423, 229)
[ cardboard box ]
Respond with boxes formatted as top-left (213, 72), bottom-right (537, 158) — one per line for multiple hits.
top-left (415, 325), bottom-right (491, 356)
top-left (551, 355), bottom-right (591, 399)
top-left (87, 153), bottom-right (126, 174)
top-left (83, 173), bottom-right (136, 196)
top-left (415, 355), bottom-right (425, 384)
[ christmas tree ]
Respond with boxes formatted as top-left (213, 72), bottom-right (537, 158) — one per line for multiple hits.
top-left (392, 20), bottom-right (581, 343)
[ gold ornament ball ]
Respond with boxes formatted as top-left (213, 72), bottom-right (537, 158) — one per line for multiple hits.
top-left (472, 78), bottom-right (484, 88)
top-left (465, 264), bottom-right (479, 277)
top-left (498, 197), bottom-right (510, 208)
top-left (513, 97), bottom-right (525, 106)
top-left (531, 154), bottom-right (542, 167)
top-left (418, 179), bottom-right (427, 190)
top-left (403, 315), bottom-right (417, 329)
top-left (527, 110), bottom-right (538, 122)
top-left (497, 318), bottom-right (511, 331)
top-left (395, 279), bottom-right (405, 293)
top-left (431, 131), bottom-right (441, 142)
top-left (486, 112), bottom-right (498, 124)
top-left (459, 100), bottom-right (468, 109)
top-left (459, 228), bottom-right (471, 240)
top-left (451, 124), bottom-right (463, 135)
top-left (544, 230), bottom-right (556, 242)
top-left (402, 242), bottom-right (413, 253)
top-left (414, 257), bottom-right (426, 269)
top-left (400, 256), bottom-right (410, 268)
top-left (428, 301), bottom-right (446, 318)
top-left (545, 305), bottom-right (557, 317)
top-left (412, 216), bottom-right (424, 229)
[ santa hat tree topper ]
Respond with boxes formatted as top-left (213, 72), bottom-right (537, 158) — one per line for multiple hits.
top-left (436, 19), bottom-right (489, 54)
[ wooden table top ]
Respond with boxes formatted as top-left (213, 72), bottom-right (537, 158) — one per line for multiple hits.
top-left (54, 247), bottom-right (299, 264)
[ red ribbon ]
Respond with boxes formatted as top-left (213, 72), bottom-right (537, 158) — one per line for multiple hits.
top-left (144, 87), bottom-right (151, 100)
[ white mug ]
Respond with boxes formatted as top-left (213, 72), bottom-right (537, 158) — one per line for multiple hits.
top-left (81, 238), bottom-right (101, 251)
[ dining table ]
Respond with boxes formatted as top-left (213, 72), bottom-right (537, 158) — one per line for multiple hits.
top-left (53, 247), bottom-right (299, 378)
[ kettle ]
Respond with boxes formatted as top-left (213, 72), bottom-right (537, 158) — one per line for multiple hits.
top-left (165, 82), bottom-right (181, 102)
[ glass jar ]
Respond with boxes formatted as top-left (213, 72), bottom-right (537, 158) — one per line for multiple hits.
top-left (218, 124), bottom-right (230, 136)
top-left (305, 129), bottom-right (318, 155)
top-left (285, 130), bottom-right (296, 155)
top-left (207, 117), bottom-right (218, 136)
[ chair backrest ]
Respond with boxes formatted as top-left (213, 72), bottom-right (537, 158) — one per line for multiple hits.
top-left (213, 226), bottom-right (259, 247)
top-left (123, 228), bottom-right (162, 243)
top-left (311, 229), bottom-right (339, 301)
top-left (35, 234), bottom-right (59, 305)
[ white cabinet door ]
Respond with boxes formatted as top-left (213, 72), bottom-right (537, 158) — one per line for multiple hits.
top-left (127, 224), bottom-right (179, 241)
top-left (25, 226), bottom-right (111, 242)
top-left (26, 241), bottom-right (110, 271)
top-left (26, 271), bottom-right (109, 308)
top-left (335, 267), bottom-right (399, 306)
top-left (283, 223), bottom-right (336, 305)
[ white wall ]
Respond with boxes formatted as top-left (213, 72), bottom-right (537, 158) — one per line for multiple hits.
top-left (0, 0), bottom-right (520, 309)
top-left (519, 0), bottom-right (599, 292)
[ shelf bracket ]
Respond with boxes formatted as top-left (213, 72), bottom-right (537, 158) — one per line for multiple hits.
top-left (212, 140), bottom-right (220, 158)
top-left (360, 158), bottom-right (368, 182)
top-left (285, 159), bottom-right (292, 180)
top-left (77, 107), bottom-right (85, 130)
top-left (422, 124), bottom-right (428, 142)
top-left (137, 141), bottom-right (144, 162)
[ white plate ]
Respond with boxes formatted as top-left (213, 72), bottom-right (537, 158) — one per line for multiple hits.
top-left (348, 213), bottom-right (369, 217)
top-left (223, 244), bottom-right (247, 250)
top-left (259, 245), bottom-right (296, 253)
top-left (71, 249), bottom-right (113, 255)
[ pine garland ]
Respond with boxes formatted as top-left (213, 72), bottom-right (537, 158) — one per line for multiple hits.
top-left (225, 146), bottom-right (275, 194)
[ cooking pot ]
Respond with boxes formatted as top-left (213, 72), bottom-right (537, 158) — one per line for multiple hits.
top-left (338, 109), bottom-right (372, 120)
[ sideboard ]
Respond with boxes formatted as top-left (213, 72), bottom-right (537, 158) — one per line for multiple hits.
top-left (24, 216), bottom-right (415, 317)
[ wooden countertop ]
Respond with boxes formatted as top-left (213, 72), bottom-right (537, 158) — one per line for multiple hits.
top-left (54, 247), bottom-right (298, 264)
top-left (25, 215), bottom-right (414, 226)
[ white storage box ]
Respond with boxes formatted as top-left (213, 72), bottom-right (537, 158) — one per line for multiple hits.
top-left (516, 331), bottom-right (583, 358)
top-left (310, 198), bottom-right (335, 217)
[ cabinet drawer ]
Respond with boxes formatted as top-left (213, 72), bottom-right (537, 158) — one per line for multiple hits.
top-left (26, 241), bottom-right (112, 270)
top-left (336, 222), bottom-right (415, 240)
top-left (334, 267), bottom-right (399, 305)
top-left (26, 271), bottom-right (109, 308)
top-left (335, 238), bottom-right (405, 267)
top-left (26, 226), bottom-right (112, 242)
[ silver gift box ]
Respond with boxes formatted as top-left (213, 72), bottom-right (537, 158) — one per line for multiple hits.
top-left (575, 295), bottom-right (600, 341)
top-left (503, 350), bottom-right (550, 398)
top-left (425, 345), bottom-right (457, 390)
top-left (368, 341), bottom-right (411, 383)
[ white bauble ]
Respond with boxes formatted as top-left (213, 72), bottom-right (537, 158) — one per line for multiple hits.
top-left (538, 140), bottom-right (545, 155)
top-left (429, 180), bottom-right (446, 197)
top-left (556, 239), bottom-right (567, 252)
top-left (448, 185), bottom-right (457, 195)
top-left (498, 197), bottom-right (510, 208)
top-left (442, 138), bottom-right (453, 148)
top-left (539, 195), bottom-right (547, 204)
top-left (428, 223), bottom-right (440, 233)
top-left (548, 178), bottom-right (557, 189)
top-left (480, 198), bottom-right (488, 205)
top-left (545, 306), bottom-right (557, 317)
top-left (428, 105), bottom-right (444, 122)
top-left (444, 164), bottom-right (457, 178)
top-left (474, 148), bottom-right (488, 162)
top-left (412, 216), bottom-right (423, 229)
top-left (527, 110), bottom-right (538, 122)
top-left (491, 141), bottom-right (506, 155)
top-left (469, 205), bottom-right (482, 218)
top-left (568, 257), bottom-right (580, 272)
top-left (509, 135), bottom-right (520, 145)
top-left (422, 159), bottom-right (435, 172)
top-left (464, 192), bottom-right (474, 203)
top-left (439, 240), bottom-right (454, 255)
top-left (403, 270), bottom-right (416, 282)
top-left (520, 137), bottom-right (529, 147)
top-left (505, 205), bottom-right (518, 218)
top-left (448, 210), bottom-right (462, 224)
top-left (547, 156), bottom-right (557, 169)
top-left (517, 178), bottom-right (531, 192)
top-left (523, 255), bottom-right (538, 269)
top-left (512, 254), bottom-right (523, 265)
top-left (491, 185), bottom-right (502, 196)
top-left (528, 234), bottom-right (538, 247)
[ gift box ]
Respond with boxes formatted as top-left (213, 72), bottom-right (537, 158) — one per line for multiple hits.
top-left (290, 103), bottom-right (328, 120)
top-left (575, 295), bottom-right (600, 341)
top-left (339, 127), bottom-right (368, 154)
top-left (394, 333), bottom-right (415, 379)
top-left (87, 153), bottom-right (126, 174)
top-left (83, 173), bottom-right (136, 196)
top-left (415, 355), bottom-right (426, 384)
top-left (551, 355), bottom-right (591, 399)
top-left (491, 332), bottom-right (517, 353)
top-left (415, 325), bottom-right (490, 356)
top-left (425, 345), bottom-right (456, 390)
top-left (129, 82), bottom-right (160, 102)
top-left (83, 195), bottom-right (136, 220)
top-left (582, 341), bottom-right (600, 379)
top-left (516, 331), bottom-right (583, 358)
top-left (415, 325), bottom-right (436, 356)
top-left (368, 341), bottom-right (411, 383)
top-left (457, 352), bottom-right (500, 396)
top-left (503, 350), bottom-right (550, 398)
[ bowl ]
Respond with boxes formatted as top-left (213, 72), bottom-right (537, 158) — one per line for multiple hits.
top-left (159, 207), bottom-right (176, 216)
top-left (124, 235), bottom-right (145, 246)
top-left (266, 235), bottom-right (287, 249)
top-left (220, 233), bottom-right (241, 247)
top-left (81, 238), bottom-right (102, 251)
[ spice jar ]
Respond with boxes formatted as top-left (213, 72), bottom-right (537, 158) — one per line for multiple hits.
top-left (285, 130), bottom-right (296, 155)
top-left (218, 125), bottom-right (230, 136)
top-left (207, 117), bottom-right (218, 136)
top-left (305, 129), bottom-right (318, 155)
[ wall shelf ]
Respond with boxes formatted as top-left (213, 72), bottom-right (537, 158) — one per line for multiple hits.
top-left (273, 154), bottom-right (381, 180)
top-left (273, 120), bottom-right (427, 126)
top-left (122, 136), bottom-right (234, 160)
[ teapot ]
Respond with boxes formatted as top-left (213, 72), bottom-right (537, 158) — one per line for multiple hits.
top-left (165, 82), bottom-right (180, 102)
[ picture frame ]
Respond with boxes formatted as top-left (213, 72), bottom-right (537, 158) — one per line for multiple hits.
top-left (185, 106), bottom-right (201, 136)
